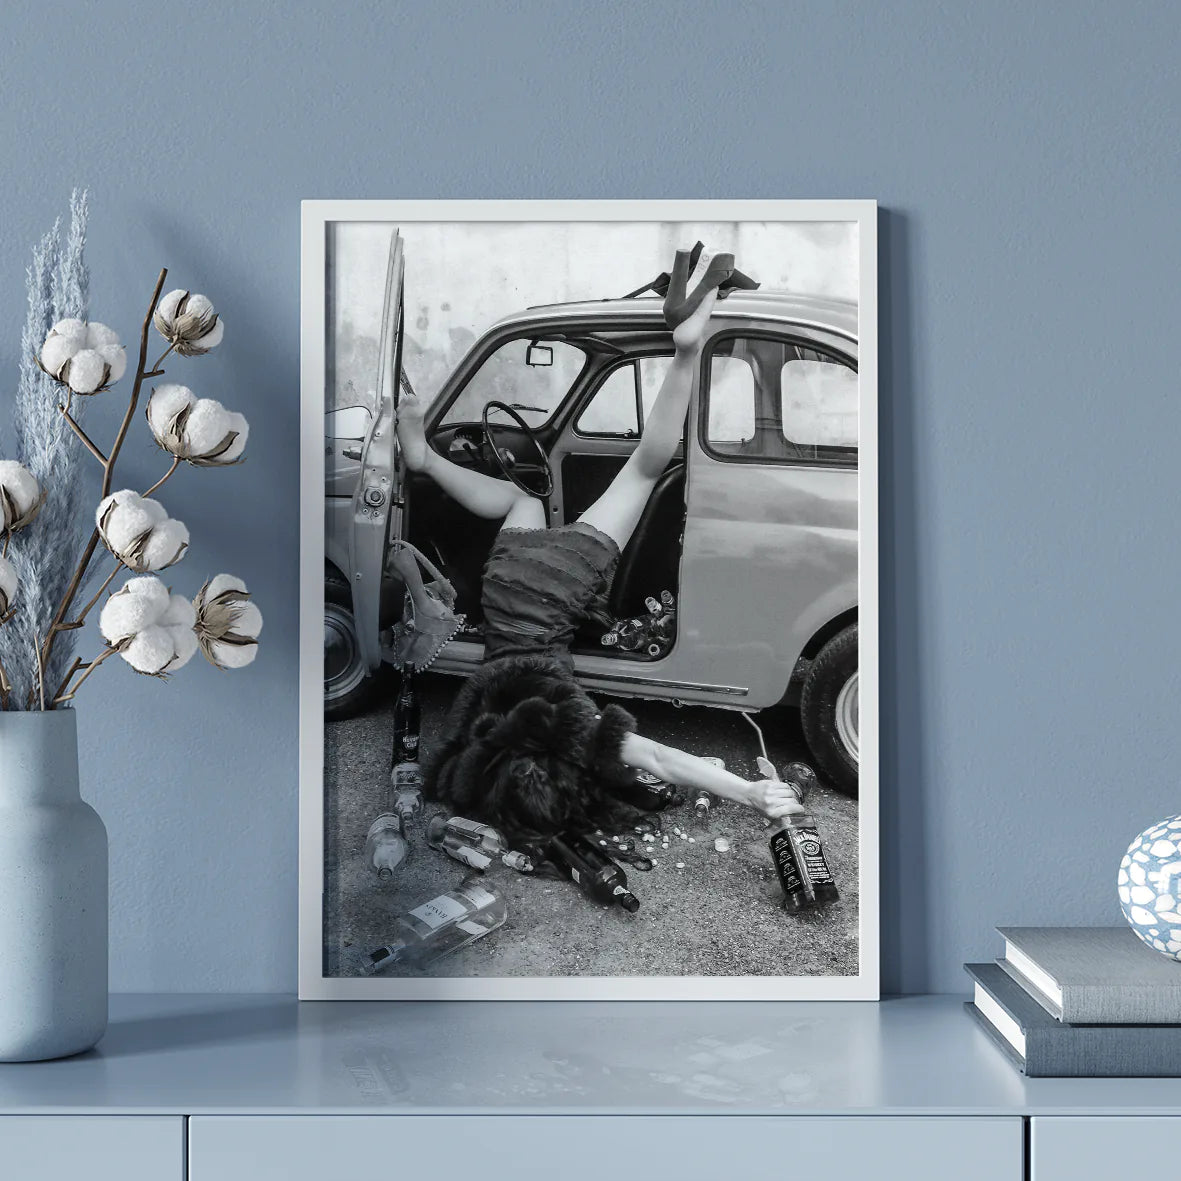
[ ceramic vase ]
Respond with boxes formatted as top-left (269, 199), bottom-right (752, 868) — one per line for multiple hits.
top-left (0, 708), bottom-right (108, 1060)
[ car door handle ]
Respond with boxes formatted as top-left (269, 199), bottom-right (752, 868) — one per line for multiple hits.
top-left (341, 447), bottom-right (362, 460)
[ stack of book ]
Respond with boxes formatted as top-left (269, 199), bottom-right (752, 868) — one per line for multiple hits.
top-left (966, 927), bottom-right (1181, 1076)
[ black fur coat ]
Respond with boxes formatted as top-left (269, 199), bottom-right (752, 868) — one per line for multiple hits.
top-left (423, 654), bottom-right (638, 846)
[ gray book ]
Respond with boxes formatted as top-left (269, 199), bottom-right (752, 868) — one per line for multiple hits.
top-left (966, 963), bottom-right (1181, 1076)
top-left (997, 926), bottom-right (1181, 1024)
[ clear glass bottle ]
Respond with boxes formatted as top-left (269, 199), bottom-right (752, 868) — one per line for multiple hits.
top-left (390, 760), bottom-right (423, 822)
top-left (364, 813), bottom-right (410, 880)
top-left (426, 815), bottom-right (534, 873)
top-left (358, 879), bottom-right (507, 975)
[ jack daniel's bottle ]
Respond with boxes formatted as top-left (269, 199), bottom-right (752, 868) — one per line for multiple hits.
top-left (766, 760), bottom-right (838, 910)
top-left (550, 833), bottom-right (640, 912)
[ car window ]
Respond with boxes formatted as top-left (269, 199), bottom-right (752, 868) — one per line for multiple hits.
top-left (577, 365), bottom-right (640, 436)
top-left (442, 338), bottom-right (586, 427)
top-left (577, 356), bottom-right (676, 437)
top-left (705, 348), bottom-right (757, 448)
top-left (703, 334), bottom-right (857, 466)
top-left (781, 356), bottom-right (858, 462)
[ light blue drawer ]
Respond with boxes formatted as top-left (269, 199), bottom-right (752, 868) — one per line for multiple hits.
top-left (190, 1114), bottom-right (1022, 1181)
top-left (0, 1116), bottom-right (183, 1181)
top-left (1033, 1117), bottom-right (1180, 1181)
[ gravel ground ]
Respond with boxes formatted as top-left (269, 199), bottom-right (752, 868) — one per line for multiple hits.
top-left (323, 672), bottom-right (859, 979)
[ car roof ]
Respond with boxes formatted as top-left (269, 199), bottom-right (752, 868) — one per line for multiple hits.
top-left (492, 290), bottom-right (858, 341)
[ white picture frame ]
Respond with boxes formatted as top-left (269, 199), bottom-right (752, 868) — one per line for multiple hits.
top-left (299, 200), bottom-right (879, 1000)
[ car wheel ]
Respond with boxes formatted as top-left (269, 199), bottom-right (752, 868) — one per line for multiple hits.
top-left (324, 577), bottom-right (378, 720)
top-left (800, 623), bottom-right (858, 795)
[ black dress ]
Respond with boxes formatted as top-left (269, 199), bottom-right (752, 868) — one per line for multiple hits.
top-left (479, 521), bottom-right (620, 667)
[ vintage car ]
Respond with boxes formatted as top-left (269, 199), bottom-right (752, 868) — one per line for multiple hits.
top-left (324, 233), bottom-right (861, 792)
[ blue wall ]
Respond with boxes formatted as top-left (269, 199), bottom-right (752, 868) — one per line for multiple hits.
top-left (0, 0), bottom-right (1177, 994)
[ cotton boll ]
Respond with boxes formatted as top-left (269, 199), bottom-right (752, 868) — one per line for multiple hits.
top-left (122, 626), bottom-right (177, 674)
top-left (205, 573), bottom-right (246, 600)
top-left (99, 577), bottom-right (169, 644)
top-left (84, 322), bottom-right (120, 349)
top-left (0, 554), bottom-right (17, 613)
top-left (210, 637), bottom-right (259, 669)
top-left (141, 517), bottom-right (189, 570)
top-left (219, 411), bottom-right (249, 462)
top-left (154, 290), bottom-right (187, 322)
top-left (232, 600), bottom-right (263, 640)
top-left (166, 628), bottom-right (199, 671)
top-left (98, 344), bottom-right (127, 382)
top-left (146, 383), bottom-right (196, 440)
top-left (161, 593), bottom-right (196, 630)
top-left (47, 318), bottom-right (87, 349)
top-left (184, 293), bottom-right (216, 322)
top-left (0, 461), bottom-right (41, 519)
top-left (40, 332), bottom-right (78, 377)
top-left (190, 319), bottom-right (224, 352)
top-left (182, 399), bottom-right (233, 455)
top-left (96, 491), bottom-right (167, 552)
top-left (66, 348), bottom-right (108, 394)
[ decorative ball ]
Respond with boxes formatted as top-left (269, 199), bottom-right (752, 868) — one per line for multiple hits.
top-left (1119, 816), bottom-right (1181, 959)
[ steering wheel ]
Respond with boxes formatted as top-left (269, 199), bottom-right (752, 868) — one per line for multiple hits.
top-left (481, 400), bottom-right (555, 498)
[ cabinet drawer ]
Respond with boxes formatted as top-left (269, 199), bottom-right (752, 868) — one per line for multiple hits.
top-left (190, 1115), bottom-right (1021, 1181)
top-left (0, 1116), bottom-right (183, 1181)
top-left (1033, 1117), bottom-right (1180, 1181)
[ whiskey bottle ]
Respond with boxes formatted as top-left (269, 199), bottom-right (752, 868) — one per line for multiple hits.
top-left (391, 672), bottom-right (421, 764)
top-left (765, 759), bottom-right (838, 909)
top-left (358, 879), bottom-right (507, 975)
top-left (607, 768), bottom-right (681, 811)
top-left (549, 833), bottom-right (640, 912)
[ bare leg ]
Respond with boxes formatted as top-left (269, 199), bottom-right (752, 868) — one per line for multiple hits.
top-left (578, 286), bottom-right (717, 549)
top-left (396, 390), bottom-right (545, 528)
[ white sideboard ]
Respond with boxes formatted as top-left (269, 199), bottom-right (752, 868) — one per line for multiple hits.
top-left (1, 994), bottom-right (1178, 1180)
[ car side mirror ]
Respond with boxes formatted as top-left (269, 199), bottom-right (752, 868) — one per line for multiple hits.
top-left (526, 342), bottom-right (553, 367)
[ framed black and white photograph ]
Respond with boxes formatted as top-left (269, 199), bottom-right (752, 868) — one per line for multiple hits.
top-left (299, 200), bottom-right (878, 1000)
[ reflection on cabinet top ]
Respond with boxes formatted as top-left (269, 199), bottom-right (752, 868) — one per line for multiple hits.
top-left (1, 994), bottom-right (1180, 1116)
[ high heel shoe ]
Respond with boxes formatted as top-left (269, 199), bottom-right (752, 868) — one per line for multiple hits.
top-left (623, 241), bottom-right (759, 310)
top-left (662, 248), bottom-right (761, 328)
top-left (386, 540), bottom-right (465, 671)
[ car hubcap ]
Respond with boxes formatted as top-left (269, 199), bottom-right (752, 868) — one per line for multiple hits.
top-left (835, 671), bottom-right (859, 764)
top-left (325, 603), bottom-right (364, 701)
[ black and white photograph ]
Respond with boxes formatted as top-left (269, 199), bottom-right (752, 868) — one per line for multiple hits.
top-left (299, 200), bottom-right (878, 1000)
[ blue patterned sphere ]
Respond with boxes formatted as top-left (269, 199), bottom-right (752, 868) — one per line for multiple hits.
top-left (1119, 816), bottom-right (1181, 959)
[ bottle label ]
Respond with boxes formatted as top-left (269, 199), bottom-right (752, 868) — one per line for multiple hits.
top-left (450, 817), bottom-right (493, 840)
top-left (770, 829), bottom-right (806, 897)
top-left (456, 920), bottom-right (486, 936)
top-left (793, 827), bottom-right (835, 886)
top-left (571, 867), bottom-right (581, 883)
top-left (455, 883), bottom-right (497, 909)
top-left (408, 894), bottom-right (469, 930)
top-left (450, 844), bottom-right (492, 871)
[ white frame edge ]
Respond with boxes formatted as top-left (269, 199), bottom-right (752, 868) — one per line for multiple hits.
top-left (299, 199), bottom-right (880, 1001)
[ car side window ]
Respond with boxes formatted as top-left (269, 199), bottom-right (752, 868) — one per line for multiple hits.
top-left (576, 364), bottom-right (640, 436)
top-left (781, 353), bottom-right (858, 463)
top-left (577, 356), bottom-right (675, 438)
top-left (703, 334), bottom-right (857, 466)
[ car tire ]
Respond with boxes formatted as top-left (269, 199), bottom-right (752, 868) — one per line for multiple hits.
top-left (324, 576), bottom-right (379, 721)
top-left (800, 623), bottom-right (859, 796)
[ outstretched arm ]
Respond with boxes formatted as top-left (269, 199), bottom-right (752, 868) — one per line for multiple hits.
top-left (619, 732), bottom-right (804, 821)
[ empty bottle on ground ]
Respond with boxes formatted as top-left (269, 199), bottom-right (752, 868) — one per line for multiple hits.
top-left (358, 878), bottom-right (507, 975)
top-left (549, 833), bottom-right (640, 912)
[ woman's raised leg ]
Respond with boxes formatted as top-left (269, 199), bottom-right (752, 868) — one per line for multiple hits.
top-left (396, 390), bottom-right (545, 528)
top-left (578, 284), bottom-right (718, 549)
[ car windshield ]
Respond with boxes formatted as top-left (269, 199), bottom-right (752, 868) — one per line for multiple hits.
top-left (441, 337), bottom-right (587, 427)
